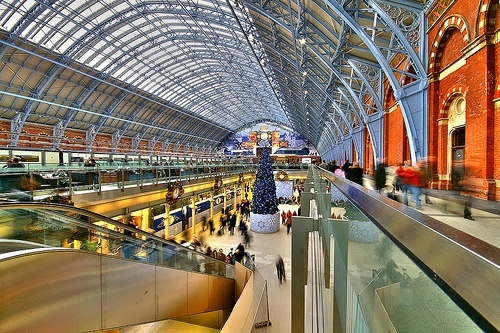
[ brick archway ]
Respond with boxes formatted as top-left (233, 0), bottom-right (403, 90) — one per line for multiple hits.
top-left (440, 85), bottom-right (468, 115)
top-left (429, 15), bottom-right (471, 72)
top-left (435, 85), bottom-right (468, 189)
top-left (479, 0), bottom-right (500, 98)
top-left (477, 0), bottom-right (500, 35)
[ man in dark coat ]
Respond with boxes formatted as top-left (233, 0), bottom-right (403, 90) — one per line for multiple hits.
top-left (346, 161), bottom-right (363, 186)
top-left (375, 159), bottom-right (387, 192)
top-left (229, 212), bottom-right (237, 235)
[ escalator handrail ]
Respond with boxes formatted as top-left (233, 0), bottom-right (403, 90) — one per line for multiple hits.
top-left (0, 202), bottom-right (233, 271)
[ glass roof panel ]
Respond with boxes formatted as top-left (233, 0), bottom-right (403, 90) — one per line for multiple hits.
top-left (0, 0), bottom-right (429, 152)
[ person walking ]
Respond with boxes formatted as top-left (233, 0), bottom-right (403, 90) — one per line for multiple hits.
top-left (220, 214), bottom-right (227, 234)
top-left (346, 161), bottom-right (363, 186)
top-left (276, 255), bottom-right (286, 285)
top-left (401, 163), bottom-right (422, 209)
top-left (285, 215), bottom-right (292, 234)
top-left (208, 218), bottom-right (214, 235)
top-left (395, 161), bottom-right (410, 204)
top-left (243, 229), bottom-right (253, 248)
top-left (229, 212), bottom-right (237, 235)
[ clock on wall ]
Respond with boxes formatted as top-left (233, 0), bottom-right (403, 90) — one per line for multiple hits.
top-left (275, 170), bottom-right (289, 181)
top-left (172, 187), bottom-right (180, 199)
top-left (166, 182), bottom-right (184, 204)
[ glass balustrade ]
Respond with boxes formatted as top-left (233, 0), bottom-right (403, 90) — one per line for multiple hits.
top-left (0, 203), bottom-right (234, 278)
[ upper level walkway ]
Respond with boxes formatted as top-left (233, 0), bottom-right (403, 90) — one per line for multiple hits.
top-left (361, 175), bottom-right (500, 249)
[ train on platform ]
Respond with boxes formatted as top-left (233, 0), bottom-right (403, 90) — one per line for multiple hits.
top-left (151, 188), bottom-right (240, 237)
top-left (0, 149), bottom-right (226, 168)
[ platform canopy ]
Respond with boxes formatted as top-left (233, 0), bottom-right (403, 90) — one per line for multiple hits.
top-left (0, 0), bottom-right (430, 158)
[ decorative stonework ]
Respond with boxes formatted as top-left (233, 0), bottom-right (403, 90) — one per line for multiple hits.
top-left (440, 84), bottom-right (467, 115)
top-left (429, 14), bottom-right (470, 72)
top-left (477, 0), bottom-right (498, 35)
top-left (427, 0), bottom-right (456, 29)
top-left (250, 212), bottom-right (280, 233)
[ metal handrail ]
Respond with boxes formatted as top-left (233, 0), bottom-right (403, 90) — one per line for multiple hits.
top-left (315, 166), bottom-right (500, 332)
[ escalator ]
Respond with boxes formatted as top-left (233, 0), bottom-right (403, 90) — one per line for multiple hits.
top-left (0, 203), bottom-right (235, 333)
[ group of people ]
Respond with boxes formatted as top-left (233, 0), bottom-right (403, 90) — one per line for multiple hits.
top-left (178, 231), bottom-right (252, 266)
top-left (322, 159), bottom-right (364, 185)
top-left (205, 243), bottom-right (249, 265)
top-left (324, 158), bottom-right (433, 208)
top-left (326, 158), bottom-right (467, 216)
top-left (281, 210), bottom-right (296, 234)
top-left (391, 160), bottom-right (432, 210)
top-left (208, 205), bottom-right (252, 241)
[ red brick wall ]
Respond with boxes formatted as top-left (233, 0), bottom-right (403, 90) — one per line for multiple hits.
top-left (439, 28), bottom-right (467, 70)
top-left (426, 0), bottom-right (498, 199)
top-left (383, 84), bottom-right (408, 167)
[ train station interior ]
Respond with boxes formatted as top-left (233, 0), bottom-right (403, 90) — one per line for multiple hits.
top-left (0, 0), bottom-right (499, 332)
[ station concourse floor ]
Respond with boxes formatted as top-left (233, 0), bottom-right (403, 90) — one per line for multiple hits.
top-left (198, 203), bottom-right (298, 333)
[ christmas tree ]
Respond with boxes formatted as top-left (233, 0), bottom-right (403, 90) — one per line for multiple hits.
top-left (252, 148), bottom-right (279, 214)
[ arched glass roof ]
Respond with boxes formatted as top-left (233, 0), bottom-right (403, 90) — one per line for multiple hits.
top-left (0, 0), bottom-right (430, 157)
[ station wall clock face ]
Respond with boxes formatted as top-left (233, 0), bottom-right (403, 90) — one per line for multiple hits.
top-left (172, 187), bottom-right (180, 199)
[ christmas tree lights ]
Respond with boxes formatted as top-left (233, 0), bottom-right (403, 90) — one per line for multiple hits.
top-left (252, 148), bottom-right (279, 214)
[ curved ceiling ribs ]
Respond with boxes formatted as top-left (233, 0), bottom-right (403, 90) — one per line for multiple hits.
top-left (240, 0), bottom-right (428, 160)
top-left (0, 0), bottom-right (427, 159)
top-left (0, 0), bottom-right (287, 153)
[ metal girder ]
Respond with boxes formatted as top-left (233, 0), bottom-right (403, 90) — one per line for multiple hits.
top-left (0, 38), bottom-right (225, 148)
top-left (326, 0), bottom-right (428, 159)
top-left (0, 0), bottom-right (285, 152)
top-left (0, 0), bottom-right (55, 58)
top-left (241, 0), bottom-right (427, 159)
top-left (241, 0), bottom-right (386, 153)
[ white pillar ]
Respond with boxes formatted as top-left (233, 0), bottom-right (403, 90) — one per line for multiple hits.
top-left (233, 184), bottom-right (237, 212)
top-left (164, 203), bottom-right (171, 240)
top-left (209, 193), bottom-right (214, 220)
top-left (191, 197), bottom-right (197, 234)
top-left (223, 188), bottom-right (227, 214)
